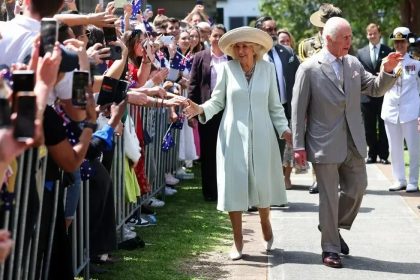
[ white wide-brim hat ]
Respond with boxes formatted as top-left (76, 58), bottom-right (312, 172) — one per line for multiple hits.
top-left (218, 26), bottom-right (273, 58)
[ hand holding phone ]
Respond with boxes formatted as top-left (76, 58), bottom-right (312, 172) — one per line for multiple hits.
top-left (103, 27), bottom-right (122, 60)
top-left (12, 70), bottom-right (36, 141)
top-left (40, 18), bottom-right (58, 57)
top-left (72, 71), bottom-right (90, 107)
top-left (159, 35), bottom-right (175, 47)
top-left (143, 40), bottom-right (155, 63)
top-left (97, 76), bottom-right (118, 106)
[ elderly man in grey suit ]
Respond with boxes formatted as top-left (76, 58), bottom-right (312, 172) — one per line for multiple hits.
top-left (292, 17), bottom-right (401, 268)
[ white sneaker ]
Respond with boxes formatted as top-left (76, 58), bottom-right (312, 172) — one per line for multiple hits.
top-left (175, 167), bottom-right (194, 180)
top-left (406, 183), bottom-right (419, 193)
top-left (165, 173), bottom-right (180, 185)
top-left (148, 197), bottom-right (165, 208)
top-left (122, 224), bottom-right (137, 241)
top-left (165, 187), bottom-right (177, 196)
top-left (133, 217), bottom-right (150, 227)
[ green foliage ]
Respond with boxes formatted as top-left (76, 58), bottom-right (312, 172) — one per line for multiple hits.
top-left (94, 165), bottom-right (231, 280)
top-left (259, 0), bottom-right (400, 50)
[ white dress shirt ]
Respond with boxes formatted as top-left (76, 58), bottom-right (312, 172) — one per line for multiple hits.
top-left (0, 15), bottom-right (40, 66)
top-left (210, 49), bottom-right (228, 90)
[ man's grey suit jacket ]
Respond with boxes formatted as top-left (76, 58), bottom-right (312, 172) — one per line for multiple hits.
top-left (291, 52), bottom-right (396, 163)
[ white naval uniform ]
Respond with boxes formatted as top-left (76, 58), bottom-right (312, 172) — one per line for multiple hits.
top-left (381, 53), bottom-right (420, 187)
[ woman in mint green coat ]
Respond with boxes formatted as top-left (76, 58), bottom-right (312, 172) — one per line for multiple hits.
top-left (184, 26), bottom-right (292, 260)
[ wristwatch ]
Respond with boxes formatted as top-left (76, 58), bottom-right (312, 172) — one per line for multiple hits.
top-left (83, 121), bottom-right (97, 131)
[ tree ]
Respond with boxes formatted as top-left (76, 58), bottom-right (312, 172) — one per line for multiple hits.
top-left (259, 0), bottom-right (401, 50)
top-left (400, 0), bottom-right (420, 35)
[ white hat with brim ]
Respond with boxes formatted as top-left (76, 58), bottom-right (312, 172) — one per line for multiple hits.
top-left (390, 27), bottom-right (412, 41)
top-left (218, 26), bottom-right (273, 58)
top-left (310, 11), bottom-right (326, 28)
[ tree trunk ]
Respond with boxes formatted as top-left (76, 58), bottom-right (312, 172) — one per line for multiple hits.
top-left (400, 0), bottom-right (420, 34)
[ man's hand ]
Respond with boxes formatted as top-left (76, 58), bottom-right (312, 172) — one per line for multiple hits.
top-left (294, 150), bottom-right (307, 168)
top-left (281, 129), bottom-right (292, 146)
top-left (382, 52), bottom-right (404, 73)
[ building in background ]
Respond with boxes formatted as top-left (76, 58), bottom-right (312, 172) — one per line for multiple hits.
top-left (76, 0), bottom-right (260, 31)
top-left (216, 0), bottom-right (259, 30)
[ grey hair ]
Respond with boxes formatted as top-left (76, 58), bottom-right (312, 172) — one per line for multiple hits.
top-left (322, 17), bottom-right (351, 41)
top-left (228, 42), bottom-right (266, 61)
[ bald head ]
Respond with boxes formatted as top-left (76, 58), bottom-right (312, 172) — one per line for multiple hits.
top-left (323, 17), bottom-right (352, 57)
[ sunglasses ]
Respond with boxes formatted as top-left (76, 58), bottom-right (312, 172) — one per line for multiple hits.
top-left (263, 27), bottom-right (277, 33)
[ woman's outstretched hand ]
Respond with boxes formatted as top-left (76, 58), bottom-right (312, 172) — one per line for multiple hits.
top-left (183, 99), bottom-right (204, 119)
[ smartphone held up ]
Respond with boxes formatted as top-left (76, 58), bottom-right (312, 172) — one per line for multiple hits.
top-left (103, 27), bottom-right (122, 60)
top-left (72, 71), bottom-right (90, 107)
top-left (12, 70), bottom-right (36, 141)
top-left (40, 18), bottom-right (58, 57)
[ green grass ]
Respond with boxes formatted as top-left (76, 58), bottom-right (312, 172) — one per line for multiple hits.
top-left (95, 164), bottom-right (231, 280)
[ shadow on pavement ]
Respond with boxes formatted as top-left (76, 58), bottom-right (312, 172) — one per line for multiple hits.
top-left (270, 250), bottom-right (420, 274)
top-left (271, 202), bottom-right (374, 214)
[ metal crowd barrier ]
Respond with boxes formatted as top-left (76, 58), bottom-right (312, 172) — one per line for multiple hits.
top-left (0, 105), bottom-right (181, 279)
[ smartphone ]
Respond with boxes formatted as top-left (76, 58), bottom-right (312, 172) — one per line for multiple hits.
top-left (0, 98), bottom-right (11, 128)
top-left (14, 94), bottom-right (36, 141)
top-left (107, 45), bottom-right (122, 60)
top-left (143, 41), bottom-right (155, 63)
top-left (97, 76), bottom-right (118, 105)
top-left (39, 18), bottom-right (58, 57)
top-left (72, 71), bottom-right (89, 107)
top-left (103, 27), bottom-right (117, 44)
top-left (115, 80), bottom-right (129, 103)
top-left (160, 35), bottom-right (174, 46)
top-left (12, 70), bottom-right (35, 140)
top-left (114, 0), bottom-right (126, 9)
top-left (12, 70), bottom-right (35, 112)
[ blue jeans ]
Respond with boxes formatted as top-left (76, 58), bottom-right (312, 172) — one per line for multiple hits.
top-left (64, 170), bottom-right (81, 219)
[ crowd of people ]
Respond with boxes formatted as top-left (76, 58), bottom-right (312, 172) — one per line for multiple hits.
top-left (0, 0), bottom-right (419, 276)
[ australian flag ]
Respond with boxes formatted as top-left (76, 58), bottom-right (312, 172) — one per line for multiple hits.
top-left (170, 47), bottom-right (192, 72)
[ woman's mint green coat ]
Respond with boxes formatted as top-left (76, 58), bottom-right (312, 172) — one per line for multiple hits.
top-left (199, 59), bottom-right (289, 211)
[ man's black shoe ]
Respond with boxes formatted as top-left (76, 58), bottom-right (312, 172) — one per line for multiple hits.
top-left (379, 159), bottom-right (390, 164)
top-left (309, 182), bottom-right (319, 194)
top-left (318, 226), bottom-right (349, 255)
top-left (365, 157), bottom-right (376, 164)
top-left (339, 232), bottom-right (349, 255)
top-left (322, 252), bottom-right (342, 268)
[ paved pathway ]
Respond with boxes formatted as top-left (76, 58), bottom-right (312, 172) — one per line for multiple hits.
top-left (267, 164), bottom-right (420, 280)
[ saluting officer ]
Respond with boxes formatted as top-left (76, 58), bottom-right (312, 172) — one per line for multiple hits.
top-left (298, 3), bottom-right (342, 62)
